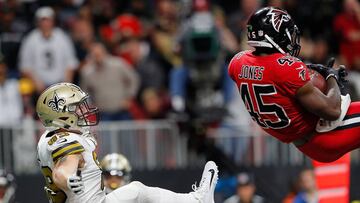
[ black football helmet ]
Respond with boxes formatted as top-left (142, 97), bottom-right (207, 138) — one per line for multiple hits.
top-left (247, 7), bottom-right (301, 57)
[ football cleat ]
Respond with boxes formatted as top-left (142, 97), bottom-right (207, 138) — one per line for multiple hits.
top-left (191, 161), bottom-right (218, 203)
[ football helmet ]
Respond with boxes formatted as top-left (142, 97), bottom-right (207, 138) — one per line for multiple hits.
top-left (247, 7), bottom-right (301, 57)
top-left (101, 153), bottom-right (132, 191)
top-left (36, 83), bottom-right (99, 130)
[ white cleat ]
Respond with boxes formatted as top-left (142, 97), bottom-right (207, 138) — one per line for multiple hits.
top-left (191, 161), bottom-right (218, 203)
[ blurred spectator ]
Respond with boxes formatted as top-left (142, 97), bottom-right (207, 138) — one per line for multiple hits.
top-left (87, 0), bottom-right (118, 32)
top-left (99, 14), bottom-right (144, 60)
top-left (216, 87), bottom-right (252, 164)
top-left (118, 37), bottom-right (166, 91)
top-left (19, 7), bottom-right (78, 93)
top-left (151, 0), bottom-right (182, 68)
top-left (18, 77), bottom-right (35, 117)
top-left (293, 169), bottom-right (318, 203)
top-left (282, 178), bottom-right (301, 203)
top-left (104, 13), bottom-right (168, 91)
top-left (80, 43), bottom-right (139, 121)
top-left (310, 38), bottom-right (330, 65)
top-left (116, 37), bottom-right (170, 119)
top-left (113, 36), bottom-right (170, 120)
top-left (227, 0), bottom-right (260, 48)
top-left (0, 55), bottom-right (23, 126)
top-left (213, 6), bottom-right (239, 58)
top-left (127, 0), bottom-right (153, 32)
top-left (77, 4), bottom-right (93, 22)
top-left (170, 1), bottom-right (232, 112)
top-left (334, 0), bottom-right (360, 70)
top-left (298, 36), bottom-right (332, 64)
top-left (134, 88), bottom-right (170, 119)
top-left (334, 0), bottom-right (360, 97)
top-left (112, 14), bottom-right (144, 63)
top-left (0, 169), bottom-right (15, 203)
top-left (0, 3), bottom-right (29, 76)
top-left (57, 0), bottom-right (81, 30)
top-left (71, 18), bottom-right (95, 67)
top-left (223, 172), bottom-right (264, 203)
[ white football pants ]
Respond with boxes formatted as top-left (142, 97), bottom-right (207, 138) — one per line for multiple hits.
top-left (104, 181), bottom-right (198, 203)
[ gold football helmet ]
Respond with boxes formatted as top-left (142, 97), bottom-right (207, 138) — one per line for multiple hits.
top-left (36, 83), bottom-right (99, 129)
top-left (101, 153), bottom-right (132, 190)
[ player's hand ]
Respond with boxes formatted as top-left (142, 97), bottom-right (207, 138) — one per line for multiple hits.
top-left (67, 171), bottom-right (84, 195)
top-left (307, 58), bottom-right (348, 81)
top-left (307, 58), bottom-right (349, 94)
top-left (307, 57), bottom-right (339, 81)
top-left (337, 65), bottom-right (349, 95)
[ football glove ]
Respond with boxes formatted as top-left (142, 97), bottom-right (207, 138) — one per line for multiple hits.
top-left (307, 58), bottom-right (349, 94)
top-left (67, 170), bottom-right (84, 195)
top-left (307, 58), bottom-right (339, 81)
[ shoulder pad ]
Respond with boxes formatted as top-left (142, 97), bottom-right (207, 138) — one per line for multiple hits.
top-left (47, 131), bottom-right (85, 163)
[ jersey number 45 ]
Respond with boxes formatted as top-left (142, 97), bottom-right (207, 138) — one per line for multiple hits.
top-left (240, 83), bottom-right (290, 129)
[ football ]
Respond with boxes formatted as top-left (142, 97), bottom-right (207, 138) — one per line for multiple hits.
top-left (308, 68), bottom-right (327, 93)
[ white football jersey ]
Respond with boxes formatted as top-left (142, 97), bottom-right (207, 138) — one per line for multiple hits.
top-left (37, 129), bottom-right (105, 203)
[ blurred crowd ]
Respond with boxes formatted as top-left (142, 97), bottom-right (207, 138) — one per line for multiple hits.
top-left (0, 0), bottom-right (359, 126)
top-left (215, 169), bottom-right (318, 203)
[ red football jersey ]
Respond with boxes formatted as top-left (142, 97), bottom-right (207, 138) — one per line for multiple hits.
top-left (228, 51), bottom-right (319, 143)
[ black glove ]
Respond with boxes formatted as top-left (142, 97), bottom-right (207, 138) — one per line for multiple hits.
top-left (307, 63), bottom-right (348, 82)
top-left (307, 58), bottom-right (349, 94)
top-left (306, 58), bottom-right (339, 81)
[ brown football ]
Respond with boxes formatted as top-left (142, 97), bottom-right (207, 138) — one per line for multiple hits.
top-left (308, 68), bottom-right (327, 93)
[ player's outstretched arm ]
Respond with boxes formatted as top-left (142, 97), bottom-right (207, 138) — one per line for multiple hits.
top-left (52, 154), bottom-right (84, 193)
top-left (296, 78), bottom-right (341, 121)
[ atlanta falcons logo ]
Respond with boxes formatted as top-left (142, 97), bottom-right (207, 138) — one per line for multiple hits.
top-left (267, 8), bottom-right (291, 32)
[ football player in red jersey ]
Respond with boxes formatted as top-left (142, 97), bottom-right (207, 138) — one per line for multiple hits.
top-left (228, 7), bottom-right (354, 163)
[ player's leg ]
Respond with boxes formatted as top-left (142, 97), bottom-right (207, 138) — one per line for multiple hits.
top-left (297, 102), bottom-right (360, 162)
top-left (104, 161), bottom-right (218, 203)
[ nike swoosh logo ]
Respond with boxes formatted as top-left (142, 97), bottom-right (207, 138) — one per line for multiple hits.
top-left (57, 138), bottom-right (67, 144)
top-left (208, 169), bottom-right (215, 189)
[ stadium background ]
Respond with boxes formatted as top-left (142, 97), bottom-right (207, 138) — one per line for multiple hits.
top-left (0, 0), bottom-right (360, 202)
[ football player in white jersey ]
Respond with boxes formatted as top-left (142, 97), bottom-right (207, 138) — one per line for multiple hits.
top-left (101, 153), bottom-right (132, 193)
top-left (36, 83), bottom-right (218, 203)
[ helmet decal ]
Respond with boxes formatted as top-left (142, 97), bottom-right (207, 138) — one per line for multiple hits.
top-left (267, 8), bottom-right (290, 32)
top-left (48, 93), bottom-right (66, 112)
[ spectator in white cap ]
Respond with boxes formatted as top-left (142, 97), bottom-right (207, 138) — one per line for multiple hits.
top-left (19, 6), bottom-right (78, 93)
top-left (224, 172), bottom-right (264, 203)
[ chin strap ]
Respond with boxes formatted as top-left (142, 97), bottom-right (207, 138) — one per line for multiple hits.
top-left (264, 34), bottom-right (286, 54)
top-left (248, 34), bottom-right (287, 55)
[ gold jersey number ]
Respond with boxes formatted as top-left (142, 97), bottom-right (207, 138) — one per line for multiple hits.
top-left (41, 166), bottom-right (67, 203)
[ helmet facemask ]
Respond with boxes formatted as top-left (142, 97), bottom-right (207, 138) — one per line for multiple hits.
top-left (286, 25), bottom-right (301, 57)
top-left (67, 96), bottom-right (99, 127)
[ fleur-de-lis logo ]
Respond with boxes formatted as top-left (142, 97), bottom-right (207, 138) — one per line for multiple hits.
top-left (48, 93), bottom-right (65, 112)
